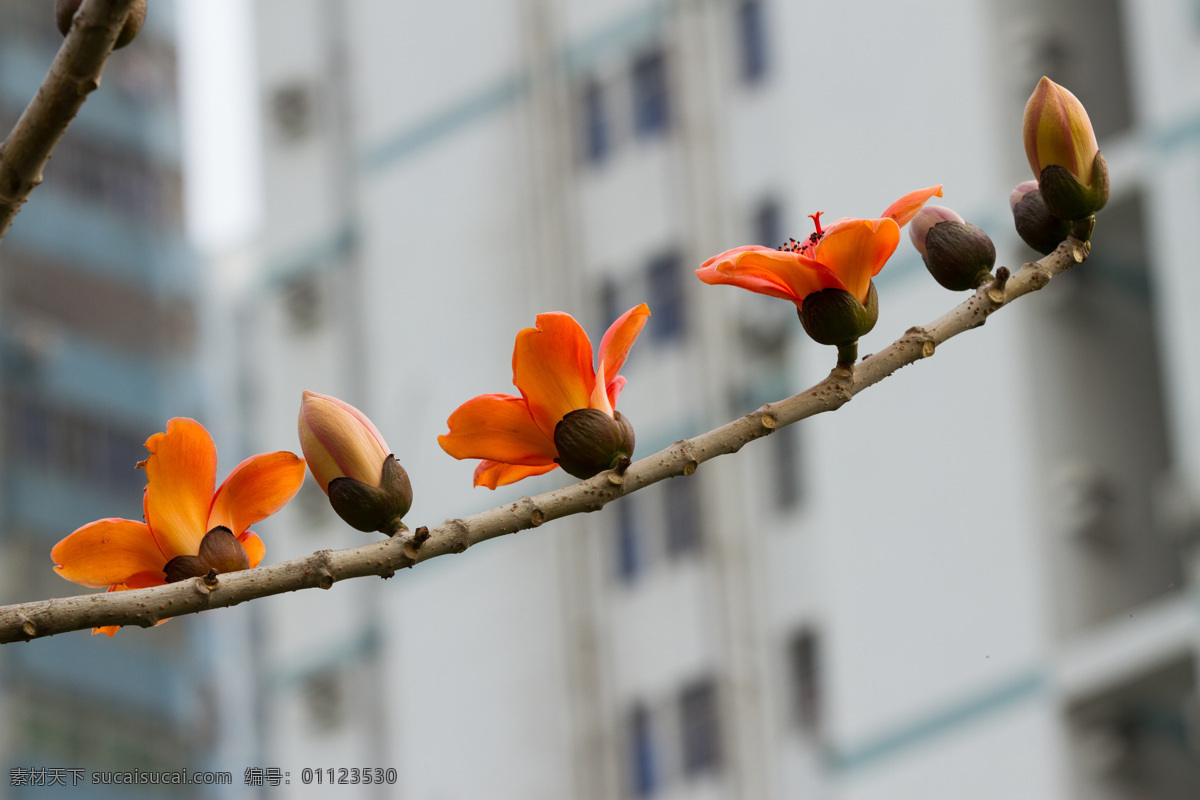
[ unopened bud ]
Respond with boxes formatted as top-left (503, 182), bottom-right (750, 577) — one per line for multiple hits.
top-left (909, 206), bottom-right (996, 291)
top-left (56, 0), bottom-right (147, 49)
top-left (553, 408), bottom-right (636, 480)
top-left (1023, 77), bottom-right (1108, 219)
top-left (327, 455), bottom-right (414, 535)
top-left (797, 282), bottom-right (879, 365)
top-left (1010, 181), bottom-right (1072, 254)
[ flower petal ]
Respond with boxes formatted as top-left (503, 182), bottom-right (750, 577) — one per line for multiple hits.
top-left (473, 460), bottom-right (559, 489)
top-left (207, 451), bottom-right (306, 536)
top-left (880, 185), bottom-right (943, 227)
top-left (52, 519), bottom-right (165, 588)
top-left (597, 303), bottom-right (650, 409)
top-left (298, 391), bottom-right (390, 491)
top-left (438, 393), bottom-right (558, 465)
top-left (698, 247), bottom-right (842, 304)
top-left (511, 313), bottom-right (596, 440)
top-left (143, 418), bottom-right (217, 561)
top-left (810, 217), bottom-right (901, 303)
top-left (238, 531), bottom-right (266, 569)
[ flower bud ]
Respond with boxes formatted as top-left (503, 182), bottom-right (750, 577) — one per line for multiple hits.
top-left (1010, 181), bottom-right (1072, 255)
top-left (909, 206), bottom-right (996, 291)
top-left (1023, 77), bottom-right (1108, 219)
top-left (797, 282), bottom-right (879, 365)
top-left (553, 408), bottom-right (636, 480)
top-left (56, 0), bottom-right (147, 49)
top-left (163, 526), bottom-right (249, 583)
top-left (298, 391), bottom-right (412, 535)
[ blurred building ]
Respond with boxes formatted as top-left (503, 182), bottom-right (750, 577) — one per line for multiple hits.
top-left (0, 2), bottom-right (228, 797)
top-left (241, 1), bottom-right (1200, 798)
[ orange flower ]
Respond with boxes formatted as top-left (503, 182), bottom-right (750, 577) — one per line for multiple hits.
top-left (51, 418), bottom-right (305, 636)
top-left (696, 186), bottom-right (943, 306)
top-left (439, 304), bottom-right (651, 489)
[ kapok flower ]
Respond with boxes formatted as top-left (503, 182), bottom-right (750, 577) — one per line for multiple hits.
top-left (439, 304), bottom-right (651, 488)
top-left (298, 391), bottom-right (412, 535)
top-left (1022, 77), bottom-right (1108, 220)
top-left (51, 418), bottom-right (305, 636)
top-left (697, 186), bottom-right (942, 362)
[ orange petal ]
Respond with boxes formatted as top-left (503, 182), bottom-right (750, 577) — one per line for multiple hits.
top-left (597, 303), bottom-right (650, 409)
top-left (810, 218), bottom-right (900, 303)
top-left (238, 531), bottom-right (266, 568)
top-left (697, 247), bottom-right (801, 302)
top-left (880, 185), bottom-right (943, 227)
top-left (143, 418), bottom-right (217, 561)
top-left (52, 518), bottom-right (165, 589)
top-left (438, 394), bottom-right (558, 465)
top-left (512, 313), bottom-right (596, 440)
top-left (473, 460), bottom-right (559, 489)
top-left (208, 451), bottom-right (306, 536)
top-left (703, 247), bottom-right (842, 304)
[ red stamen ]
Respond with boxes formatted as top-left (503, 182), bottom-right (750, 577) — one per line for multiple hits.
top-left (808, 211), bottom-right (824, 235)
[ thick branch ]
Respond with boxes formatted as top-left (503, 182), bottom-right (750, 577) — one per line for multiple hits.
top-left (0, 238), bottom-right (1090, 643)
top-left (0, 0), bottom-right (138, 242)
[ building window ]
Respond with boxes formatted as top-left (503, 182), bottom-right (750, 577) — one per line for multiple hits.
top-left (629, 703), bottom-right (659, 798)
top-left (581, 78), bottom-right (610, 165)
top-left (787, 628), bottom-right (822, 734)
top-left (771, 425), bottom-right (801, 510)
top-left (303, 668), bottom-right (345, 732)
top-left (754, 198), bottom-right (783, 249)
top-left (679, 678), bottom-right (721, 777)
top-left (737, 0), bottom-right (769, 84)
top-left (271, 81), bottom-right (318, 142)
top-left (646, 251), bottom-right (685, 343)
top-left (664, 478), bottom-right (703, 557)
top-left (615, 496), bottom-right (642, 583)
top-left (632, 47), bottom-right (670, 136)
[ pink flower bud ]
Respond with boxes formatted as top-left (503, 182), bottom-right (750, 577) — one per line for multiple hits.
top-left (908, 205), bottom-right (965, 258)
top-left (298, 391), bottom-right (391, 494)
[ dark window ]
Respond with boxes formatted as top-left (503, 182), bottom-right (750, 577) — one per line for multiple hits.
top-left (664, 478), bottom-right (702, 557)
top-left (771, 425), bottom-right (801, 510)
top-left (582, 78), bottom-right (610, 164)
top-left (629, 704), bottom-right (658, 797)
top-left (646, 252), bottom-right (685, 342)
top-left (632, 48), bottom-right (670, 136)
top-left (754, 198), bottom-right (783, 249)
top-left (679, 679), bottom-right (721, 776)
top-left (788, 629), bottom-right (821, 734)
top-left (615, 497), bottom-right (641, 583)
top-left (738, 0), bottom-right (769, 84)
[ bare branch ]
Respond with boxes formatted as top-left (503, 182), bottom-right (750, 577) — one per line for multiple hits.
top-left (0, 237), bottom-right (1090, 643)
top-left (0, 0), bottom-right (139, 242)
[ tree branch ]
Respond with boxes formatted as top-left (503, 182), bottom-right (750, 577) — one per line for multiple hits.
top-left (0, 237), bottom-right (1090, 643)
top-left (0, 0), bottom-right (138, 242)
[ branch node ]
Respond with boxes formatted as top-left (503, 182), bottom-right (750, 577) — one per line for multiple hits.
top-left (192, 580), bottom-right (211, 597)
top-left (202, 569), bottom-right (219, 589)
top-left (986, 266), bottom-right (1010, 304)
top-left (758, 408), bottom-right (778, 431)
top-left (674, 440), bottom-right (700, 476)
top-left (19, 616), bottom-right (35, 639)
top-left (530, 506), bottom-right (545, 527)
top-left (902, 326), bottom-right (936, 359)
top-left (612, 455), bottom-right (632, 476)
top-left (445, 519), bottom-right (471, 553)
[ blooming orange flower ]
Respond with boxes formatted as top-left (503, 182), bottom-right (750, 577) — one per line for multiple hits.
top-left (696, 186), bottom-right (943, 306)
top-left (51, 417), bottom-right (305, 636)
top-left (439, 304), bottom-right (651, 489)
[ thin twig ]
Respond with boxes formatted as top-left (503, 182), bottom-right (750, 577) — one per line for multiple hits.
top-left (0, 237), bottom-right (1090, 643)
top-left (0, 0), bottom-right (138, 242)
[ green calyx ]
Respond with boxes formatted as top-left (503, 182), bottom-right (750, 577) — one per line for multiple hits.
top-left (327, 455), bottom-right (414, 535)
top-left (164, 526), bottom-right (250, 583)
top-left (797, 282), bottom-right (879, 365)
top-left (1038, 151), bottom-right (1109, 222)
top-left (553, 408), bottom-right (636, 480)
top-left (922, 221), bottom-right (997, 291)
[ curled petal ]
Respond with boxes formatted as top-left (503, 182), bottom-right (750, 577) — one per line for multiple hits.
top-left (208, 451), bottom-right (306, 536)
top-left (143, 418), bottom-right (218, 561)
top-left (597, 303), bottom-right (651, 410)
top-left (473, 460), bottom-right (558, 490)
top-left (52, 519), bottom-right (164, 589)
top-left (880, 185), bottom-right (944, 227)
top-left (439, 393), bottom-right (558, 465)
top-left (809, 218), bottom-right (901, 303)
top-left (699, 247), bottom-right (843, 304)
top-left (238, 531), bottom-right (266, 569)
top-left (512, 313), bottom-right (596, 440)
